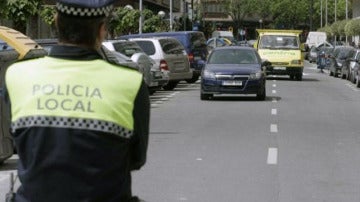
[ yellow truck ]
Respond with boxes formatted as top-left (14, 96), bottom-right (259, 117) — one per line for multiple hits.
top-left (254, 29), bottom-right (305, 81)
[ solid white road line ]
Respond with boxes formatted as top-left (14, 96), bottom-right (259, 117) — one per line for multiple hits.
top-left (267, 148), bottom-right (278, 165)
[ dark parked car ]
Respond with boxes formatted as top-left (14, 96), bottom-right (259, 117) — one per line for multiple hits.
top-left (328, 46), bottom-right (354, 77)
top-left (341, 48), bottom-right (360, 83)
top-left (200, 46), bottom-right (270, 100)
top-left (119, 31), bottom-right (208, 83)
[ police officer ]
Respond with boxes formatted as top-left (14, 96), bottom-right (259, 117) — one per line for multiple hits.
top-left (5, 0), bottom-right (150, 201)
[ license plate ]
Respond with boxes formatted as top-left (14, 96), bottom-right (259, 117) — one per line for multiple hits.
top-left (194, 56), bottom-right (202, 61)
top-left (222, 80), bottom-right (242, 86)
top-left (274, 67), bottom-right (286, 70)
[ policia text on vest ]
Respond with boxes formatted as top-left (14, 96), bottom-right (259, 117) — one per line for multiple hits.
top-left (34, 84), bottom-right (101, 112)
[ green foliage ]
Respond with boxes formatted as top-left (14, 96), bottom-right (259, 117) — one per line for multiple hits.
top-left (5, 0), bottom-right (40, 23)
top-left (39, 5), bottom-right (56, 25)
top-left (337, 19), bottom-right (349, 36)
top-left (344, 19), bottom-right (360, 36)
top-left (109, 7), bottom-right (166, 37)
top-left (269, 0), bottom-right (309, 29)
top-left (331, 20), bottom-right (342, 35)
top-left (318, 25), bottom-right (333, 37)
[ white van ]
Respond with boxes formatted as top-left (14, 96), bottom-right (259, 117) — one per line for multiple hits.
top-left (305, 31), bottom-right (327, 48)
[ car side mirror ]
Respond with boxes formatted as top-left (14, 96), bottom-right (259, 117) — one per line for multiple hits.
top-left (262, 60), bottom-right (271, 67)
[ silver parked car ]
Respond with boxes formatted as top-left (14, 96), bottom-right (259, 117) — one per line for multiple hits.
top-left (102, 40), bottom-right (168, 94)
top-left (128, 37), bottom-right (193, 90)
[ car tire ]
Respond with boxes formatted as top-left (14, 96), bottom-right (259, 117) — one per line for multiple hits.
top-left (341, 72), bottom-right (346, 79)
top-left (296, 73), bottom-right (302, 81)
top-left (200, 93), bottom-right (212, 100)
top-left (162, 81), bottom-right (178, 90)
top-left (352, 73), bottom-right (357, 84)
top-left (256, 86), bottom-right (266, 101)
top-left (185, 74), bottom-right (199, 83)
top-left (356, 76), bottom-right (360, 88)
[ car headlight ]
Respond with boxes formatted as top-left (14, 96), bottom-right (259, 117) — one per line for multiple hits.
top-left (203, 69), bottom-right (216, 79)
top-left (249, 71), bottom-right (262, 80)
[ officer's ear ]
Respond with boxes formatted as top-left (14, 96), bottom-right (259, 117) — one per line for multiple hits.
top-left (95, 21), bottom-right (107, 50)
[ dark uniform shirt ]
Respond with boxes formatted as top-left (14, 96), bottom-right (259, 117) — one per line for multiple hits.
top-left (5, 45), bottom-right (150, 202)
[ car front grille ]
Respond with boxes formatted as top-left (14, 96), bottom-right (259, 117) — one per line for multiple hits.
top-left (215, 75), bottom-right (249, 80)
top-left (272, 62), bottom-right (289, 66)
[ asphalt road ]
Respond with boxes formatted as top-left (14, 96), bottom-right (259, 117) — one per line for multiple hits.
top-left (1, 61), bottom-right (360, 201)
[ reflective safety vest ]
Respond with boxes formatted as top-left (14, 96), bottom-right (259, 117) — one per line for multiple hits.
top-left (5, 56), bottom-right (143, 139)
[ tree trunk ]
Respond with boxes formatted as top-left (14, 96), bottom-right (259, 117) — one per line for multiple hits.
top-left (27, 14), bottom-right (39, 39)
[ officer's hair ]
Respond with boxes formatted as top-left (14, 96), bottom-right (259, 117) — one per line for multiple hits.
top-left (56, 13), bottom-right (106, 49)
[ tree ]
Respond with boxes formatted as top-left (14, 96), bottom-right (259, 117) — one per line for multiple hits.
top-left (269, 0), bottom-right (309, 29)
top-left (223, 0), bottom-right (256, 39)
top-left (344, 19), bottom-right (360, 36)
top-left (39, 5), bottom-right (56, 37)
top-left (4, 0), bottom-right (41, 37)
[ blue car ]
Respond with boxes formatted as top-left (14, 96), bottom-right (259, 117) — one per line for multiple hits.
top-left (201, 46), bottom-right (270, 100)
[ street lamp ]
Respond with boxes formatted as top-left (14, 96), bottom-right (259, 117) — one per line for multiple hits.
top-left (158, 11), bottom-right (166, 31)
top-left (158, 11), bottom-right (165, 19)
top-left (170, 0), bottom-right (173, 31)
top-left (139, 0), bottom-right (143, 34)
top-left (124, 5), bottom-right (133, 10)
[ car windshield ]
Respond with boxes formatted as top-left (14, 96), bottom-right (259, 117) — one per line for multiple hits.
top-left (208, 49), bottom-right (258, 64)
top-left (334, 47), bottom-right (353, 59)
top-left (259, 35), bottom-right (299, 49)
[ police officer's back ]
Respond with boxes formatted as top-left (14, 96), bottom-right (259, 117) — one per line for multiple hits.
top-left (4, 1), bottom-right (150, 201)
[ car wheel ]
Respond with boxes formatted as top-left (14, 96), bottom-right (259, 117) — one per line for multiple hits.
top-left (162, 81), bottom-right (178, 90)
top-left (353, 73), bottom-right (357, 84)
top-left (185, 74), bottom-right (199, 83)
top-left (200, 93), bottom-right (212, 100)
top-left (296, 73), bottom-right (302, 81)
top-left (341, 72), bottom-right (346, 79)
top-left (357, 76), bottom-right (360, 88)
top-left (256, 86), bottom-right (266, 101)
top-left (329, 69), bottom-right (333, 76)
top-left (289, 75), bottom-right (295, 80)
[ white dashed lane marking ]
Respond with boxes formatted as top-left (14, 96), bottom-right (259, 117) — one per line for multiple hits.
top-left (270, 124), bottom-right (278, 133)
top-left (271, 108), bottom-right (277, 115)
top-left (267, 148), bottom-right (278, 165)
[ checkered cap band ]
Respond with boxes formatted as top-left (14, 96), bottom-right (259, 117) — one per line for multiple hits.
top-left (11, 116), bottom-right (133, 139)
top-left (56, 2), bottom-right (113, 17)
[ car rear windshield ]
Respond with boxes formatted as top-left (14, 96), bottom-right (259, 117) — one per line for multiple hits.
top-left (159, 39), bottom-right (185, 54)
top-left (208, 49), bottom-right (259, 64)
top-left (190, 33), bottom-right (207, 48)
top-left (133, 41), bottom-right (156, 55)
top-left (113, 41), bottom-right (144, 57)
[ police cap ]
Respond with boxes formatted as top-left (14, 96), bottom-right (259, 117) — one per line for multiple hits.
top-left (56, 0), bottom-right (114, 17)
